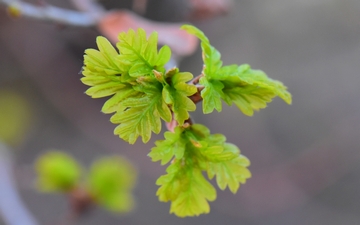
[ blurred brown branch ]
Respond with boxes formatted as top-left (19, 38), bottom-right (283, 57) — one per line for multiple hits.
top-left (0, 0), bottom-right (102, 26)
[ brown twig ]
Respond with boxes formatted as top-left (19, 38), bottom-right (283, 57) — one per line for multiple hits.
top-left (189, 85), bottom-right (204, 104)
top-left (56, 187), bottom-right (93, 225)
top-left (190, 72), bottom-right (204, 85)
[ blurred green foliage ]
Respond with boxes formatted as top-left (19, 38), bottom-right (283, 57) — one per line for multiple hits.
top-left (0, 89), bottom-right (32, 146)
top-left (35, 151), bottom-right (137, 213)
top-left (35, 151), bottom-right (81, 192)
top-left (87, 156), bottom-right (137, 212)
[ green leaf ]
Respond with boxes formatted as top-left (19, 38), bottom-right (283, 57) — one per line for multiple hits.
top-left (35, 151), bottom-right (81, 192)
top-left (156, 160), bottom-right (216, 217)
top-left (96, 36), bottom-right (119, 64)
top-left (83, 38), bottom-right (124, 76)
top-left (81, 74), bottom-right (112, 86)
top-left (87, 156), bottom-right (137, 213)
top-left (85, 81), bottom-right (126, 98)
top-left (81, 36), bottom-right (136, 109)
top-left (101, 84), bottom-right (138, 113)
top-left (181, 25), bottom-right (210, 44)
top-left (170, 168), bottom-right (216, 217)
top-left (110, 84), bottom-right (171, 144)
top-left (183, 25), bottom-right (292, 116)
top-left (156, 45), bottom-right (172, 66)
top-left (81, 37), bottom-right (128, 95)
top-left (236, 68), bottom-right (292, 105)
top-left (221, 67), bottom-right (292, 116)
top-left (153, 123), bottom-right (251, 217)
top-left (199, 77), bottom-right (224, 114)
top-left (156, 162), bottom-right (184, 202)
top-left (181, 25), bottom-right (222, 79)
top-left (163, 72), bottom-right (197, 125)
top-left (222, 85), bottom-right (276, 116)
top-left (207, 153), bottom-right (251, 193)
top-left (148, 126), bottom-right (187, 165)
top-left (117, 28), bottom-right (171, 77)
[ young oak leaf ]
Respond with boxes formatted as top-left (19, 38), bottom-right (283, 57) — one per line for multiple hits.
top-left (220, 66), bottom-right (292, 116)
top-left (198, 139), bottom-right (239, 163)
top-left (207, 153), bottom-right (251, 194)
top-left (181, 25), bottom-right (222, 78)
top-left (198, 77), bottom-right (224, 114)
top-left (229, 66), bottom-right (292, 105)
top-left (82, 36), bottom-right (133, 99)
top-left (101, 84), bottom-right (139, 114)
top-left (182, 25), bottom-right (292, 115)
top-left (148, 126), bottom-right (187, 165)
top-left (187, 124), bottom-right (251, 193)
top-left (83, 36), bottom-right (125, 77)
top-left (110, 84), bottom-right (171, 144)
top-left (181, 25), bottom-right (224, 114)
top-left (184, 124), bottom-right (251, 193)
top-left (222, 85), bottom-right (276, 116)
top-left (117, 28), bottom-right (171, 77)
top-left (153, 123), bottom-right (250, 216)
top-left (170, 168), bottom-right (216, 217)
top-left (156, 161), bottom-right (216, 217)
top-left (163, 71), bottom-right (197, 125)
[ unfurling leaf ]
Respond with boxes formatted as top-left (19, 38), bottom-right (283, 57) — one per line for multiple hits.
top-left (110, 83), bottom-right (171, 144)
top-left (156, 160), bottom-right (216, 217)
top-left (117, 28), bottom-right (171, 77)
top-left (149, 126), bottom-right (186, 165)
top-left (163, 71), bottom-right (197, 125)
top-left (182, 24), bottom-right (292, 115)
top-left (153, 124), bottom-right (251, 217)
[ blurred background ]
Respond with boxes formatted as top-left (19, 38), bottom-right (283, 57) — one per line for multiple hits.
top-left (1, 0), bottom-right (360, 224)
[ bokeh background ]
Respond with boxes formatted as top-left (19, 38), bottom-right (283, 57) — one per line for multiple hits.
top-left (1, 0), bottom-right (360, 224)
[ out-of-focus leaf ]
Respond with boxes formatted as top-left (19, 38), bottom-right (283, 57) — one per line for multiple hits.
top-left (87, 156), bottom-right (136, 213)
top-left (0, 89), bottom-right (32, 146)
top-left (35, 151), bottom-right (81, 192)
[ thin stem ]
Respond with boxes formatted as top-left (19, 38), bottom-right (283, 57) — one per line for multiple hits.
top-left (184, 117), bottom-right (194, 126)
top-left (189, 85), bottom-right (204, 104)
top-left (70, 0), bottom-right (106, 20)
top-left (190, 73), bottom-right (204, 85)
top-left (56, 187), bottom-right (93, 225)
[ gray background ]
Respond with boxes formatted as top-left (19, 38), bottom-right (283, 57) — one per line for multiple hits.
top-left (1, 0), bottom-right (360, 224)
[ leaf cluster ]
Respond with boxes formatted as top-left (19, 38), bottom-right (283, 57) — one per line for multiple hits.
top-left (149, 124), bottom-right (251, 217)
top-left (81, 25), bottom-right (292, 217)
top-left (35, 151), bottom-right (136, 213)
top-left (82, 29), bottom-right (196, 144)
